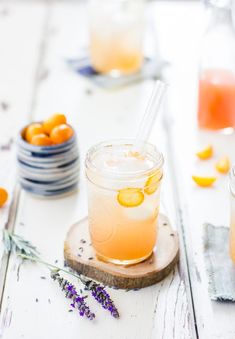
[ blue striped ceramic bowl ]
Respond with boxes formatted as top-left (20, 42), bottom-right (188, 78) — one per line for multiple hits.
top-left (17, 124), bottom-right (79, 197)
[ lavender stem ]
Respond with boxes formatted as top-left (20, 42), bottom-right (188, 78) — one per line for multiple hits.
top-left (19, 253), bottom-right (83, 281)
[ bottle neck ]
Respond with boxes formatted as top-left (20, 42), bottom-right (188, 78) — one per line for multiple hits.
top-left (208, 5), bottom-right (233, 28)
top-left (200, 1), bottom-right (235, 73)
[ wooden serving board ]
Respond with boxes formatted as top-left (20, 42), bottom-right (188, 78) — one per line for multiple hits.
top-left (64, 214), bottom-right (179, 289)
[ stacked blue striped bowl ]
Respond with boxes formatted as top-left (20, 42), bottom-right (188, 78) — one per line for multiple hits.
top-left (17, 125), bottom-right (79, 197)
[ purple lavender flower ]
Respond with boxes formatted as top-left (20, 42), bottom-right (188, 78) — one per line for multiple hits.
top-left (51, 271), bottom-right (95, 320)
top-left (85, 280), bottom-right (119, 318)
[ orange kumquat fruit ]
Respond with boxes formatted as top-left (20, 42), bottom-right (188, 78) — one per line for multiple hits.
top-left (50, 124), bottom-right (73, 144)
top-left (196, 145), bottom-right (213, 160)
top-left (192, 175), bottom-right (217, 187)
top-left (25, 123), bottom-right (44, 143)
top-left (43, 113), bottom-right (67, 135)
top-left (215, 156), bottom-right (230, 174)
top-left (0, 188), bottom-right (8, 207)
top-left (117, 188), bottom-right (144, 207)
top-left (144, 170), bottom-right (162, 195)
top-left (30, 133), bottom-right (53, 146)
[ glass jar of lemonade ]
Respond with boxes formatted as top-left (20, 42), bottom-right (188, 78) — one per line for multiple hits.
top-left (87, 0), bottom-right (145, 75)
top-left (85, 139), bottom-right (163, 265)
top-left (230, 166), bottom-right (235, 263)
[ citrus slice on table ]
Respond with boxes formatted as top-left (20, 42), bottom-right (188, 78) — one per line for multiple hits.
top-left (192, 175), bottom-right (217, 187)
top-left (215, 156), bottom-right (230, 174)
top-left (117, 188), bottom-right (144, 207)
top-left (144, 170), bottom-right (162, 195)
top-left (196, 145), bottom-right (213, 160)
top-left (0, 188), bottom-right (8, 207)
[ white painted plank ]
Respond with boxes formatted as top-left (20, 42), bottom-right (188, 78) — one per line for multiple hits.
top-left (169, 81), bottom-right (235, 338)
top-left (0, 2), bottom-right (193, 338)
top-left (0, 188), bottom-right (192, 339)
top-left (157, 2), bottom-right (235, 338)
top-left (0, 2), bottom-right (47, 273)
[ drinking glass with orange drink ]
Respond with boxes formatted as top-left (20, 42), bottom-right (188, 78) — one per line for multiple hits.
top-left (198, 0), bottom-right (235, 130)
top-left (88, 0), bottom-right (145, 75)
top-left (85, 81), bottom-right (166, 265)
top-left (85, 140), bottom-right (163, 265)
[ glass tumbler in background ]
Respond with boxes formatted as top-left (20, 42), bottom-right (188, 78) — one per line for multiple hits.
top-left (230, 166), bottom-right (235, 263)
top-left (87, 0), bottom-right (146, 75)
top-left (85, 139), bottom-right (164, 265)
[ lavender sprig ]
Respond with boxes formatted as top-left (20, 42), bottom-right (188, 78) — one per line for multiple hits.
top-left (85, 280), bottom-right (119, 318)
top-left (51, 271), bottom-right (95, 320)
top-left (2, 230), bottom-right (119, 319)
top-left (3, 229), bottom-right (39, 258)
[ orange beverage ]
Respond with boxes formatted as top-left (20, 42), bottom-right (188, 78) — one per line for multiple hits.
top-left (198, 69), bottom-right (235, 130)
top-left (88, 0), bottom-right (145, 75)
top-left (90, 33), bottom-right (143, 75)
top-left (85, 140), bottom-right (163, 265)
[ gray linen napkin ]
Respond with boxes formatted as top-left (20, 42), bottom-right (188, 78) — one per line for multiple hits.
top-left (203, 223), bottom-right (235, 301)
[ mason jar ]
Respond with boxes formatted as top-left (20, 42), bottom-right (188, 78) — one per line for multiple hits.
top-left (85, 139), bottom-right (164, 265)
top-left (87, 0), bottom-right (146, 75)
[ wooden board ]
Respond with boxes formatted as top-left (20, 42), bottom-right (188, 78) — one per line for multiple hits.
top-left (64, 214), bottom-right (179, 289)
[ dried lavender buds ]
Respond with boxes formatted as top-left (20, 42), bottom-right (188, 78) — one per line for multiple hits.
top-left (51, 271), bottom-right (95, 320)
top-left (85, 280), bottom-right (119, 318)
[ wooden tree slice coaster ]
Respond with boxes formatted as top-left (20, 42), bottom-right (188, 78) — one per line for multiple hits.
top-left (64, 214), bottom-right (179, 289)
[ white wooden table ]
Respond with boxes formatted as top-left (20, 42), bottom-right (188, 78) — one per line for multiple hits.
top-left (0, 1), bottom-right (234, 338)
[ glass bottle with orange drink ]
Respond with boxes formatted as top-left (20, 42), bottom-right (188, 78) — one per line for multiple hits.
top-left (198, 0), bottom-right (235, 130)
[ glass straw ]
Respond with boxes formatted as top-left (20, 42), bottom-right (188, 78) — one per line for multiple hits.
top-left (133, 80), bottom-right (167, 154)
